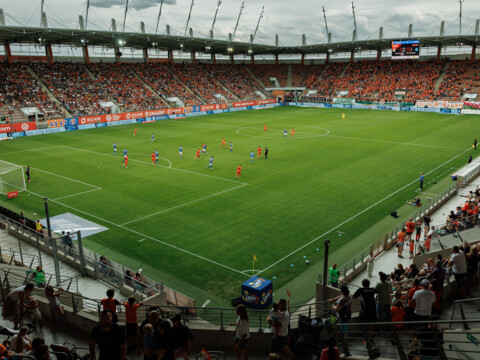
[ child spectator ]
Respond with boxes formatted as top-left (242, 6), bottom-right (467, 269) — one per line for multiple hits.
top-left (390, 301), bottom-right (406, 330)
top-left (45, 285), bottom-right (64, 333)
top-left (409, 240), bottom-right (415, 259)
top-left (415, 222), bottom-right (422, 242)
top-left (143, 323), bottom-right (157, 360)
top-left (123, 296), bottom-right (143, 352)
top-left (28, 298), bottom-right (43, 329)
top-left (268, 302), bottom-right (282, 339)
top-left (101, 289), bottom-right (120, 323)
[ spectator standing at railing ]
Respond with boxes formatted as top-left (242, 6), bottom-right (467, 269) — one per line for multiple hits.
top-left (230, 304), bottom-right (250, 360)
top-left (366, 251), bottom-right (375, 277)
top-left (267, 298), bottom-right (295, 359)
top-left (45, 285), bottom-right (64, 333)
top-left (448, 246), bottom-right (467, 299)
top-left (423, 215), bottom-right (432, 239)
top-left (101, 289), bottom-right (120, 324)
top-left (32, 265), bottom-right (46, 288)
top-left (19, 212), bottom-right (26, 226)
top-left (90, 310), bottom-right (126, 360)
top-left (172, 314), bottom-right (193, 360)
top-left (2, 282), bottom-right (34, 329)
top-left (406, 218), bottom-right (415, 241)
top-left (353, 279), bottom-right (376, 338)
top-left (411, 279), bottom-right (436, 322)
top-left (397, 228), bottom-right (406, 258)
top-left (466, 245), bottom-right (479, 289)
top-left (375, 272), bottom-right (392, 325)
top-left (123, 296), bottom-right (143, 353)
top-left (329, 285), bottom-right (352, 335)
top-left (328, 263), bottom-right (339, 288)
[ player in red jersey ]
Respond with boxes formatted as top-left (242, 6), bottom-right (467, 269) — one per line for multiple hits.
top-left (123, 155), bottom-right (128, 168)
top-left (151, 152), bottom-right (156, 165)
top-left (194, 148), bottom-right (201, 160)
top-left (235, 165), bottom-right (242, 179)
top-left (134, 128), bottom-right (137, 136)
top-left (291, 128), bottom-right (295, 138)
top-left (220, 138), bottom-right (227, 148)
top-left (264, 124), bottom-right (268, 134)
top-left (257, 146), bottom-right (262, 158)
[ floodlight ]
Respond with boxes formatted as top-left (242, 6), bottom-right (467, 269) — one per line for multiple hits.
top-left (228, 47), bottom-right (234, 52)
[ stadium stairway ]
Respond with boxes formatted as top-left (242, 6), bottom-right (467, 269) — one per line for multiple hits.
top-left (129, 68), bottom-right (171, 108)
top-left (287, 64), bottom-right (293, 87)
top-left (434, 61), bottom-right (451, 92)
top-left (171, 70), bottom-right (207, 105)
top-left (26, 66), bottom-right (72, 118)
top-left (338, 62), bottom-right (350, 79)
top-left (202, 67), bottom-right (241, 101)
top-left (243, 65), bottom-right (266, 89)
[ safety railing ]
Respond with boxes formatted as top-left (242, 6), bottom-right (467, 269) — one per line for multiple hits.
top-left (0, 213), bottom-right (195, 309)
top-left (337, 181), bottom-right (459, 281)
top-left (449, 297), bottom-right (480, 329)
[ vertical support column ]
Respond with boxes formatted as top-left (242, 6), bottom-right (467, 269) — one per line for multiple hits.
top-left (326, 51), bottom-right (330, 64)
top-left (140, 21), bottom-right (148, 63)
top-left (301, 54), bottom-right (305, 66)
top-left (350, 29), bottom-right (356, 63)
top-left (168, 50), bottom-right (174, 64)
top-left (473, 20), bottom-right (480, 62)
top-left (211, 53), bottom-right (216, 64)
top-left (112, 19), bottom-right (120, 63)
top-left (251, 55), bottom-right (254, 65)
top-left (408, 24), bottom-right (413, 37)
top-left (45, 45), bottom-right (54, 65)
top-left (437, 46), bottom-right (442, 61)
top-left (471, 46), bottom-right (476, 62)
top-left (4, 43), bottom-right (12, 65)
top-left (82, 46), bottom-right (90, 64)
top-left (275, 34), bottom-right (279, 65)
top-left (377, 27), bottom-right (383, 62)
top-left (229, 33), bottom-right (234, 65)
top-left (191, 51), bottom-right (196, 65)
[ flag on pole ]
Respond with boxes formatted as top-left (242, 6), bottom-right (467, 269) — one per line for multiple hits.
top-left (253, 254), bottom-right (257, 262)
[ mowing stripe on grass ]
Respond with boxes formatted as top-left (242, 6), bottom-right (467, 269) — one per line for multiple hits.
top-left (255, 147), bottom-right (471, 276)
top-left (28, 167), bottom-right (102, 189)
top-left (121, 183), bottom-right (247, 226)
top-left (326, 134), bottom-right (464, 151)
top-left (0, 146), bottom-right (62, 156)
top-left (61, 146), bottom-right (247, 185)
top-left (26, 189), bottom-right (247, 276)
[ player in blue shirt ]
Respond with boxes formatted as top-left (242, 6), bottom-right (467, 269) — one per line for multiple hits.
top-left (283, 129), bottom-right (288, 138)
top-left (230, 141), bottom-right (233, 152)
top-left (419, 172), bottom-right (425, 190)
top-left (155, 149), bottom-right (159, 164)
top-left (113, 141), bottom-right (117, 155)
top-left (250, 151), bottom-right (255, 163)
top-left (179, 145), bottom-right (183, 159)
top-left (206, 155), bottom-right (214, 170)
top-left (202, 143), bottom-right (207, 154)
top-left (151, 133), bottom-right (155, 143)
top-left (123, 148), bottom-right (127, 158)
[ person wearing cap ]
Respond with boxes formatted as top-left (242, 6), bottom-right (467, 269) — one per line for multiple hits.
top-left (172, 314), bottom-right (194, 360)
top-left (411, 279), bottom-right (436, 322)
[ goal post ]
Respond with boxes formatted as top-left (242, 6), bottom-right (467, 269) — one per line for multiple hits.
top-left (0, 161), bottom-right (27, 195)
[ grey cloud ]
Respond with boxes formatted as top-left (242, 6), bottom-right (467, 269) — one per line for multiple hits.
top-left (90, 0), bottom-right (176, 10)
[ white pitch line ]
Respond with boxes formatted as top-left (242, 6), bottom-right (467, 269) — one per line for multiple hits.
top-left (52, 188), bottom-right (102, 201)
top-left (439, 114), bottom-right (461, 122)
top-left (26, 190), bottom-right (246, 276)
top-left (326, 134), bottom-right (465, 151)
top-left (256, 146), bottom-right (472, 276)
top-left (138, 238), bottom-right (146, 242)
top-left (121, 183), bottom-right (247, 226)
top-left (61, 145), bottom-right (247, 185)
top-left (0, 146), bottom-right (62, 156)
top-left (28, 167), bottom-right (102, 189)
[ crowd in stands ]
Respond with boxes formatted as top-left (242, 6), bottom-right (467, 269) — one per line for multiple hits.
top-left (87, 63), bottom-right (164, 113)
top-left (205, 64), bottom-right (262, 100)
top-left (30, 62), bottom-right (108, 117)
top-left (247, 64), bottom-right (289, 87)
top-left (0, 62), bottom-right (65, 121)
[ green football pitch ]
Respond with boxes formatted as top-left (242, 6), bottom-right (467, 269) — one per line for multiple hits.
top-left (0, 107), bottom-right (476, 306)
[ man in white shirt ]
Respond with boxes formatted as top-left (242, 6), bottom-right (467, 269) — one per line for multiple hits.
top-left (448, 246), bottom-right (467, 298)
top-left (267, 299), bottom-right (295, 359)
top-left (411, 279), bottom-right (436, 321)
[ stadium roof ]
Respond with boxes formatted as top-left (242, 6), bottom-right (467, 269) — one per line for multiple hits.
top-left (0, 25), bottom-right (478, 56)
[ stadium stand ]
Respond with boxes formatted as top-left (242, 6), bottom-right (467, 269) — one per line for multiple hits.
top-left (0, 62), bottom-right (65, 122)
top-left (247, 64), bottom-right (290, 87)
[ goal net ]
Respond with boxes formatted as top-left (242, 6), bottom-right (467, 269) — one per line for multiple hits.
top-left (0, 161), bottom-right (27, 195)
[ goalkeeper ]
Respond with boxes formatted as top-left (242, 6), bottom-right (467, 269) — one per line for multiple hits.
top-left (26, 165), bottom-right (31, 183)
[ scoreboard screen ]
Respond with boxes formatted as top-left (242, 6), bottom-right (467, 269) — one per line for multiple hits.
top-left (391, 40), bottom-right (420, 59)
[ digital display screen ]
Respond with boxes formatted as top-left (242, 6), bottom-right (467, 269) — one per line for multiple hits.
top-left (391, 40), bottom-right (420, 59)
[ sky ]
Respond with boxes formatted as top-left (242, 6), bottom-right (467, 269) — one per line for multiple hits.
top-left (2, 0), bottom-right (480, 46)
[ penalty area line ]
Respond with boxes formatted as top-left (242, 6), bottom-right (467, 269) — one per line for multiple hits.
top-left (256, 146), bottom-right (472, 276)
top-left (121, 183), bottom-right (247, 226)
top-left (52, 188), bottom-right (102, 201)
top-left (26, 190), bottom-right (246, 276)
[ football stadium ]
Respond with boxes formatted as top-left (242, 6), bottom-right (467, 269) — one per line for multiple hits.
top-left (1, 0), bottom-right (480, 359)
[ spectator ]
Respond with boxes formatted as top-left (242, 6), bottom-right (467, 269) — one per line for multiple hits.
top-left (122, 296), bottom-right (143, 353)
top-left (99, 256), bottom-right (110, 276)
top-left (89, 310), bottom-right (126, 360)
top-left (137, 310), bottom-right (161, 356)
top-left (366, 251), bottom-right (375, 277)
top-left (10, 325), bottom-right (32, 353)
top-left (330, 285), bottom-right (351, 335)
top-left (31, 265), bottom-right (46, 288)
top-left (267, 299), bottom-right (295, 359)
top-left (34, 344), bottom-right (51, 360)
top-left (25, 338), bottom-right (56, 360)
top-left (172, 314), bottom-right (193, 360)
top-left (156, 320), bottom-right (177, 360)
top-left (45, 285), bottom-right (64, 333)
top-left (390, 300), bottom-right (405, 330)
top-left (411, 279), bottom-right (436, 321)
top-left (448, 245), bottom-right (468, 298)
top-left (319, 337), bottom-right (340, 360)
top-left (19, 212), bottom-right (26, 226)
top-left (353, 279), bottom-right (377, 338)
top-left (0, 344), bottom-right (15, 359)
top-left (142, 324), bottom-right (157, 360)
top-left (397, 228), bottom-right (406, 258)
top-left (101, 289), bottom-right (120, 323)
top-left (466, 245), bottom-right (479, 289)
top-left (230, 304), bottom-right (250, 360)
top-left (375, 272), bottom-right (392, 324)
top-left (328, 263), bottom-right (339, 288)
top-left (2, 283), bottom-right (34, 328)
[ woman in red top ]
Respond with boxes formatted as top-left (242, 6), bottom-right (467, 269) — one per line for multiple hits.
top-left (320, 337), bottom-right (340, 360)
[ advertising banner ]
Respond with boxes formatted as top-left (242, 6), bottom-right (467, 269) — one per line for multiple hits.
top-left (233, 100), bottom-right (258, 108)
top-left (241, 276), bottom-right (273, 309)
top-left (200, 103), bottom-right (228, 111)
top-left (0, 124), bottom-right (12, 134)
top-left (12, 122), bottom-right (37, 132)
top-left (78, 124), bottom-right (96, 130)
top-left (464, 101), bottom-right (480, 110)
top-left (47, 119), bottom-right (67, 128)
top-left (259, 99), bottom-right (277, 105)
top-left (7, 191), bottom-right (18, 199)
top-left (78, 115), bottom-right (106, 125)
top-left (415, 101), bottom-right (463, 109)
top-left (65, 117), bottom-right (78, 126)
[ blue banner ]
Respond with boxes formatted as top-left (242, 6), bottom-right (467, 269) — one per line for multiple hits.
top-left (145, 115), bottom-right (169, 121)
top-left (65, 117), bottom-right (78, 126)
top-left (193, 106), bottom-right (201, 112)
top-left (12, 132), bottom-right (25, 138)
top-left (25, 128), bottom-right (66, 136)
top-left (78, 124), bottom-right (96, 130)
top-left (344, 104), bottom-right (353, 109)
top-left (325, 103), bottom-right (332, 108)
top-left (440, 108), bottom-right (452, 114)
top-left (95, 122), bottom-right (107, 128)
top-left (65, 125), bottom-right (78, 131)
top-left (107, 119), bottom-right (138, 126)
